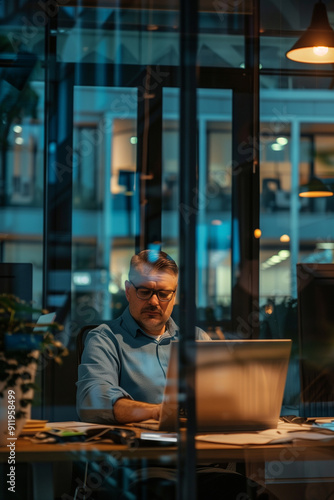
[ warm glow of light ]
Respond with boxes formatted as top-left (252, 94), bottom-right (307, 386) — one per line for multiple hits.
top-left (299, 191), bottom-right (333, 198)
top-left (265, 303), bottom-right (274, 315)
top-left (254, 228), bottom-right (262, 238)
top-left (211, 219), bottom-right (222, 225)
top-left (280, 234), bottom-right (290, 243)
top-left (313, 46), bottom-right (329, 56)
top-left (287, 47), bottom-right (334, 63)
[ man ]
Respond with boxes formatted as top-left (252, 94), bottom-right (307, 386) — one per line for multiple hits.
top-left (76, 249), bottom-right (210, 424)
top-left (76, 250), bottom-right (275, 500)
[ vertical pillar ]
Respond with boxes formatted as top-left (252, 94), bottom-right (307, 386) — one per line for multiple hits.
top-left (290, 119), bottom-right (300, 298)
top-left (178, 0), bottom-right (198, 498)
top-left (136, 77), bottom-right (162, 251)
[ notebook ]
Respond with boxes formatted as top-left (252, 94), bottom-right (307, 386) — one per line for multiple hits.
top-left (137, 339), bottom-right (292, 433)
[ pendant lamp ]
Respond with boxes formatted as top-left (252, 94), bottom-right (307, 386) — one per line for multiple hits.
top-left (299, 177), bottom-right (333, 197)
top-left (286, 0), bottom-right (334, 63)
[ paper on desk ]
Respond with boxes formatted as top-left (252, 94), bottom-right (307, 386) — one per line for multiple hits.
top-left (196, 423), bottom-right (334, 446)
top-left (45, 421), bottom-right (121, 432)
top-left (20, 419), bottom-right (49, 436)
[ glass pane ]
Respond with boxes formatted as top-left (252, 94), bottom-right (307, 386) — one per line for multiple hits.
top-left (200, 113), bottom-right (232, 333)
top-left (58, 6), bottom-right (180, 65)
top-left (162, 88), bottom-right (233, 335)
top-left (260, 82), bottom-right (334, 411)
top-left (0, 26), bottom-right (44, 306)
top-left (72, 86), bottom-right (138, 326)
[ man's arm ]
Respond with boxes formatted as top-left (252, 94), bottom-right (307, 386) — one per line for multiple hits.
top-left (77, 325), bottom-right (165, 424)
top-left (113, 398), bottom-right (161, 424)
top-left (77, 327), bottom-right (135, 423)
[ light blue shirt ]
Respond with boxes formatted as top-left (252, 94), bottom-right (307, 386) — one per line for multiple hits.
top-left (76, 306), bottom-right (210, 423)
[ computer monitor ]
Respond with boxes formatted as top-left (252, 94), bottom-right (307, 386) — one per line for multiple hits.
top-left (0, 263), bottom-right (33, 304)
top-left (296, 263), bottom-right (334, 417)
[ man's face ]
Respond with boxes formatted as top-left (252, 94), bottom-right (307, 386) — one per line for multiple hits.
top-left (125, 266), bottom-right (178, 336)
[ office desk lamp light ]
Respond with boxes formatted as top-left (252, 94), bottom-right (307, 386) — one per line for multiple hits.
top-left (286, 0), bottom-right (334, 64)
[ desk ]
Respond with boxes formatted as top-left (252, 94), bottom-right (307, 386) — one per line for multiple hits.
top-left (1, 434), bottom-right (334, 499)
top-left (1, 433), bottom-right (334, 463)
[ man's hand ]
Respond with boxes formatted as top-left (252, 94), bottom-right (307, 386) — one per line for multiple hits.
top-left (114, 398), bottom-right (162, 424)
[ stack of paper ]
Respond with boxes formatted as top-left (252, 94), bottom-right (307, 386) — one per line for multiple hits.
top-left (20, 419), bottom-right (49, 436)
top-left (196, 421), bottom-right (334, 446)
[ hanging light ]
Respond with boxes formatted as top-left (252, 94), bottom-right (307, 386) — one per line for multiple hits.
top-left (286, 1), bottom-right (334, 63)
top-left (299, 177), bottom-right (333, 197)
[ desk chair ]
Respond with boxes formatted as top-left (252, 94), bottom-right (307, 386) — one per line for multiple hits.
top-left (76, 324), bottom-right (99, 365)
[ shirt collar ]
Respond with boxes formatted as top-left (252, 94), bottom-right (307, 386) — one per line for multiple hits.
top-left (121, 306), bottom-right (179, 339)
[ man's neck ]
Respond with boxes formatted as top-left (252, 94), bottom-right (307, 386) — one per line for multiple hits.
top-left (143, 325), bottom-right (166, 337)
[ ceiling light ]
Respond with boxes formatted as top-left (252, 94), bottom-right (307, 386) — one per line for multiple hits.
top-left (278, 250), bottom-right (290, 259)
top-left (239, 62), bottom-right (262, 69)
top-left (317, 242), bottom-right (334, 249)
top-left (299, 176), bottom-right (333, 198)
top-left (73, 273), bottom-right (91, 286)
top-left (271, 143), bottom-right (283, 151)
top-left (286, 1), bottom-right (334, 63)
top-left (276, 137), bottom-right (288, 146)
top-left (261, 263), bottom-right (270, 270)
top-left (109, 283), bottom-right (119, 294)
top-left (280, 234), bottom-right (290, 242)
top-left (270, 255), bottom-right (282, 264)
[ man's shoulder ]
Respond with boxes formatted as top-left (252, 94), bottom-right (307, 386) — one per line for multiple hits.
top-left (84, 312), bottom-right (126, 343)
top-left (87, 307), bottom-right (142, 343)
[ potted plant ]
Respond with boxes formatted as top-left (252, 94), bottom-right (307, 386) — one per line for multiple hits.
top-left (0, 294), bottom-right (68, 444)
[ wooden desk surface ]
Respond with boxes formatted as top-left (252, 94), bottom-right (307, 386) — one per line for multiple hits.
top-left (1, 435), bottom-right (334, 500)
top-left (1, 435), bottom-right (334, 464)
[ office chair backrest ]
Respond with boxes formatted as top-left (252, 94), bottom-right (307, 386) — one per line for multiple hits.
top-left (76, 324), bottom-right (99, 366)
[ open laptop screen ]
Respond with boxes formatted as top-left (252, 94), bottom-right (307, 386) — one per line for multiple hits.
top-left (193, 340), bottom-right (292, 432)
top-left (155, 339), bottom-right (292, 433)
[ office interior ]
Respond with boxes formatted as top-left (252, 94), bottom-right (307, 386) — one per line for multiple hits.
top-left (1, 0), bottom-right (334, 498)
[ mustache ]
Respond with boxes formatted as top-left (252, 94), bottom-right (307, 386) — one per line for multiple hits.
top-left (142, 306), bottom-right (162, 314)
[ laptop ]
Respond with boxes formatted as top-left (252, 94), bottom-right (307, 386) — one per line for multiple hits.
top-left (137, 339), bottom-right (292, 434)
top-left (5, 312), bottom-right (57, 350)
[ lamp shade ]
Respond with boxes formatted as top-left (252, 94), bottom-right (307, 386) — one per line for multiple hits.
top-left (299, 177), bottom-right (333, 197)
top-left (286, 1), bottom-right (334, 63)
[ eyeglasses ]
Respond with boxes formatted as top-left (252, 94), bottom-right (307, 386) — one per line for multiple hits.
top-left (129, 280), bottom-right (176, 302)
